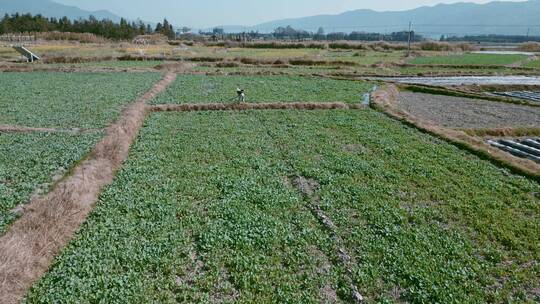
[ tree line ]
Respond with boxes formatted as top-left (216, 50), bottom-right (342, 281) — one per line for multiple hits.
top-left (0, 13), bottom-right (176, 40)
top-left (441, 34), bottom-right (540, 43)
top-left (203, 25), bottom-right (424, 42)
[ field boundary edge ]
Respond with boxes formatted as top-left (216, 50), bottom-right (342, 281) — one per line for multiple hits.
top-left (370, 84), bottom-right (540, 181)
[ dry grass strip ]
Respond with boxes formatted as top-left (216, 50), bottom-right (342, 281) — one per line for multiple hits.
top-left (370, 85), bottom-right (540, 180)
top-left (150, 102), bottom-right (363, 112)
top-left (0, 72), bottom-right (177, 304)
top-left (0, 125), bottom-right (100, 134)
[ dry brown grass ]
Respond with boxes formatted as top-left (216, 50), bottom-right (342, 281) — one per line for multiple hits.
top-left (370, 85), bottom-right (540, 179)
top-left (0, 125), bottom-right (68, 133)
top-left (150, 102), bottom-right (359, 112)
top-left (518, 42), bottom-right (540, 52)
top-left (417, 41), bottom-right (477, 52)
top-left (42, 55), bottom-right (114, 64)
top-left (0, 62), bottom-right (157, 73)
top-left (35, 32), bottom-right (108, 44)
top-left (0, 72), bottom-right (177, 304)
top-left (154, 62), bottom-right (195, 73)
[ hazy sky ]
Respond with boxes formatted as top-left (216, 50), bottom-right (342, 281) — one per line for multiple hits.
top-left (54, 0), bottom-right (526, 28)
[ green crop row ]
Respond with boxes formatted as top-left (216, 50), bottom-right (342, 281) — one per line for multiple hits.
top-left (151, 75), bottom-right (372, 104)
top-left (0, 72), bottom-right (161, 129)
top-left (0, 131), bottom-right (101, 234)
top-left (409, 53), bottom-right (527, 66)
top-left (28, 110), bottom-right (539, 303)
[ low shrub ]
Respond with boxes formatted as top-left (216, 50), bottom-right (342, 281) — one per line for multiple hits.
top-left (418, 41), bottom-right (455, 51)
top-left (216, 61), bottom-right (240, 68)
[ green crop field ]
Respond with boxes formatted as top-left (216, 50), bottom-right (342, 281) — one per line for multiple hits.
top-left (0, 72), bottom-right (161, 129)
top-left (152, 75), bottom-right (372, 104)
top-left (27, 110), bottom-right (540, 303)
top-left (0, 132), bottom-right (101, 233)
top-left (525, 59), bottom-right (540, 68)
top-left (409, 53), bottom-right (528, 66)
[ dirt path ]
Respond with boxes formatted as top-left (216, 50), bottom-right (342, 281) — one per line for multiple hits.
top-left (396, 92), bottom-right (540, 129)
top-left (0, 72), bottom-right (176, 304)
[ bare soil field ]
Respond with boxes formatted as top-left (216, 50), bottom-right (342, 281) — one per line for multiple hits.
top-left (397, 92), bottom-right (540, 129)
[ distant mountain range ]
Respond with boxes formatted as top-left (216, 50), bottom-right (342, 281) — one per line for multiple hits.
top-left (0, 0), bottom-right (121, 22)
top-left (2, 0), bottom-right (540, 37)
top-left (219, 0), bottom-right (540, 37)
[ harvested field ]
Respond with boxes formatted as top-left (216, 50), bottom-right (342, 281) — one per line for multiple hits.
top-left (26, 110), bottom-right (540, 303)
top-left (396, 92), bottom-right (540, 129)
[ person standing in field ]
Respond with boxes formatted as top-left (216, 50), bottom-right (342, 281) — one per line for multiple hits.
top-left (237, 88), bottom-right (245, 103)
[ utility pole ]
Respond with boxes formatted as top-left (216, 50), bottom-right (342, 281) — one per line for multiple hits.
top-left (407, 21), bottom-right (412, 57)
top-left (527, 28), bottom-right (530, 38)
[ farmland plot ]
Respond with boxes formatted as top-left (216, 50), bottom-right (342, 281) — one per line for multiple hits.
top-left (27, 112), bottom-right (341, 303)
top-left (28, 110), bottom-right (539, 303)
top-left (151, 75), bottom-right (371, 104)
top-left (0, 72), bottom-right (161, 128)
top-left (0, 132), bottom-right (101, 233)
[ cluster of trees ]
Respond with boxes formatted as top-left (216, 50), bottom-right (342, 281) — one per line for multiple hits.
top-left (323, 30), bottom-right (423, 42)
top-left (0, 13), bottom-right (176, 40)
top-left (154, 19), bottom-right (176, 39)
top-left (441, 34), bottom-right (540, 43)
